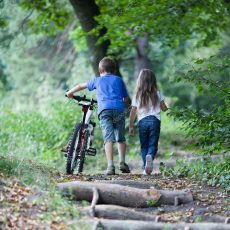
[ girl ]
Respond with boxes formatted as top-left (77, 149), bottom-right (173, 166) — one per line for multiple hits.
top-left (129, 69), bottom-right (168, 175)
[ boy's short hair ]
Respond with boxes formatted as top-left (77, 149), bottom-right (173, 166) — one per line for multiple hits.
top-left (99, 57), bottom-right (116, 74)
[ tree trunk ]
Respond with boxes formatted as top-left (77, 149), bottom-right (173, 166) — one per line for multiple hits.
top-left (58, 181), bottom-right (193, 207)
top-left (96, 219), bottom-right (230, 230)
top-left (134, 34), bottom-right (150, 78)
top-left (68, 0), bottom-right (122, 77)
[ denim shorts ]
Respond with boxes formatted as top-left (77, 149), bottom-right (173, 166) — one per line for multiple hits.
top-left (99, 109), bottom-right (126, 143)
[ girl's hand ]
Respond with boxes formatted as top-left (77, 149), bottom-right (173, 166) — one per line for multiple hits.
top-left (129, 126), bottom-right (135, 136)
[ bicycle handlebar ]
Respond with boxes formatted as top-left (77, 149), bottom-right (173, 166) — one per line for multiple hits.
top-left (65, 94), bottom-right (97, 104)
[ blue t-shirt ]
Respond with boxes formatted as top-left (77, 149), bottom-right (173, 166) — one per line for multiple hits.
top-left (87, 74), bottom-right (128, 114)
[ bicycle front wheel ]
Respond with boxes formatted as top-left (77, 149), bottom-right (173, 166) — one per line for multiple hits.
top-left (66, 123), bottom-right (81, 174)
top-left (76, 130), bottom-right (89, 173)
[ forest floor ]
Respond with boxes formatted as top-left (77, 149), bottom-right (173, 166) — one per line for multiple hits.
top-left (1, 154), bottom-right (229, 229)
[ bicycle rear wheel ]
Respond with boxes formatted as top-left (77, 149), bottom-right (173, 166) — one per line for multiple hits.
top-left (66, 123), bottom-right (81, 174)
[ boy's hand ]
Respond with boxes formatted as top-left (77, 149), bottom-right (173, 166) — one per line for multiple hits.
top-left (66, 91), bottom-right (74, 98)
top-left (129, 126), bottom-right (135, 136)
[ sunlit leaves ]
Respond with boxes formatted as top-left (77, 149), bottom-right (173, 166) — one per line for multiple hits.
top-left (69, 24), bottom-right (87, 52)
top-left (95, 0), bottom-right (229, 56)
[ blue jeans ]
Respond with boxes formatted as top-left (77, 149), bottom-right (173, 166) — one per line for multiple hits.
top-left (138, 115), bottom-right (160, 166)
top-left (99, 109), bottom-right (126, 143)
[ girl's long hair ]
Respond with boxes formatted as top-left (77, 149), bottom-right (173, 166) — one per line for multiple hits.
top-left (135, 69), bottom-right (159, 111)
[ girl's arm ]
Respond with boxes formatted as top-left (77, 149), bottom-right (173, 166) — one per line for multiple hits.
top-left (160, 100), bottom-right (168, 112)
top-left (66, 83), bottom-right (87, 98)
top-left (129, 106), bottom-right (137, 136)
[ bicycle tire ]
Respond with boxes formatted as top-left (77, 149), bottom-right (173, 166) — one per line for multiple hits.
top-left (66, 123), bottom-right (82, 174)
top-left (76, 130), bottom-right (89, 173)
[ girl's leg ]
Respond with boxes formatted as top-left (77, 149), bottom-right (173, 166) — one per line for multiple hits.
top-left (138, 120), bottom-right (149, 167)
top-left (148, 116), bottom-right (161, 159)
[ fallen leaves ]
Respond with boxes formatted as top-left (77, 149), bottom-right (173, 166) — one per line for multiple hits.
top-left (0, 177), bottom-right (44, 229)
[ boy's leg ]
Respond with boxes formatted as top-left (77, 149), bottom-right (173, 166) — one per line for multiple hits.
top-left (117, 142), bottom-right (130, 173)
top-left (117, 142), bottom-right (126, 163)
top-left (99, 110), bottom-right (116, 175)
top-left (114, 110), bottom-right (130, 173)
top-left (105, 141), bottom-right (114, 166)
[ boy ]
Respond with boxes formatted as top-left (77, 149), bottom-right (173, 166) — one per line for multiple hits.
top-left (66, 57), bottom-right (130, 175)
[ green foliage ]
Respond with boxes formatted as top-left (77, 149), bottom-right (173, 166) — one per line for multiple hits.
top-left (96, 0), bottom-right (229, 56)
top-left (170, 53), bottom-right (230, 153)
top-left (0, 100), bottom-right (80, 169)
top-left (147, 198), bottom-right (158, 207)
top-left (160, 156), bottom-right (230, 191)
top-left (171, 103), bottom-right (230, 153)
top-left (20, 0), bottom-right (73, 35)
top-left (69, 24), bottom-right (88, 52)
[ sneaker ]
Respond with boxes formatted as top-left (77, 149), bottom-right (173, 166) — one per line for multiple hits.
top-left (119, 162), bottom-right (130, 173)
top-left (143, 170), bottom-right (147, 175)
top-left (145, 155), bottom-right (153, 175)
top-left (105, 165), bottom-right (115, 175)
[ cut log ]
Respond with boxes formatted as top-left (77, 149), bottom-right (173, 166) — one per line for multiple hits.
top-left (96, 180), bottom-right (160, 189)
top-left (58, 181), bottom-right (161, 208)
top-left (158, 189), bottom-right (193, 205)
top-left (58, 181), bottom-right (193, 208)
top-left (83, 204), bottom-right (159, 221)
top-left (191, 215), bottom-right (230, 224)
top-left (97, 180), bottom-right (193, 205)
top-left (97, 219), bottom-right (230, 230)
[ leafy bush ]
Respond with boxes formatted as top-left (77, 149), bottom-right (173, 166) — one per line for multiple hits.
top-left (170, 53), bottom-right (230, 153)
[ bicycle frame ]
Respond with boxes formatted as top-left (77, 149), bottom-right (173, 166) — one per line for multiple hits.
top-left (77, 101), bottom-right (95, 153)
top-left (82, 105), bottom-right (94, 126)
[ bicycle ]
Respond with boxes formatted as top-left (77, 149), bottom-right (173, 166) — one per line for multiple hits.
top-left (64, 94), bottom-right (97, 174)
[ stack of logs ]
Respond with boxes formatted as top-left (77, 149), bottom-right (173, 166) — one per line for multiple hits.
top-left (58, 180), bottom-right (230, 230)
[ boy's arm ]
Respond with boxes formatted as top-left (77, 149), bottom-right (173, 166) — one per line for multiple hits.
top-left (160, 100), bottom-right (168, 112)
top-left (66, 83), bottom-right (87, 98)
top-left (129, 106), bottom-right (137, 136)
top-left (123, 96), bottom-right (131, 107)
